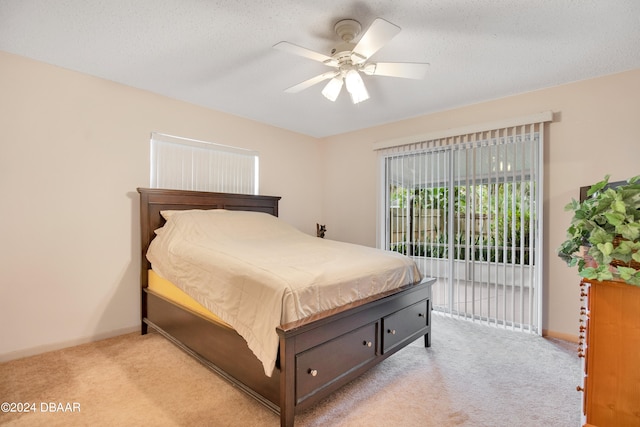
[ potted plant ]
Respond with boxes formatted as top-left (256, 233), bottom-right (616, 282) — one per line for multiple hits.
top-left (557, 174), bottom-right (640, 286)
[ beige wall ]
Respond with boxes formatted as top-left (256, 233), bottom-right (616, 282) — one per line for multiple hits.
top-left (2, 49), bottom-right (638, 360)
top-left (321, 68), bottom-right (640, 340)
top-left (0, 51), bottom-right (322, 359)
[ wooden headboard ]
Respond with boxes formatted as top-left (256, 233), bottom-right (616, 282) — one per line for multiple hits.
top-left (137, 187), bottom-right (281, 287)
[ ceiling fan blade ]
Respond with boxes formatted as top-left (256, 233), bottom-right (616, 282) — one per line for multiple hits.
top-left (352, 18), bottom-right (401, 62)
top-left (284, 71), bottom-right (340, 93)
top-left (273, 41), bottom-right (338, 66)
top-left (364, 62), bottom-right (430, 79)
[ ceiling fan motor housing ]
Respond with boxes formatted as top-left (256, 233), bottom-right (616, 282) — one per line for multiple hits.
top-left (330, 42), bottom-right (356, 60)
top-left (334, 19), bottom-right (361, 42)
top-left (329, 19), bottom-right (364, 72)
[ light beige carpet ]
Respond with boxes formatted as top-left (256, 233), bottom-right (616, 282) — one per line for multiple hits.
top-left (0, 315), bottom-right (581, 426)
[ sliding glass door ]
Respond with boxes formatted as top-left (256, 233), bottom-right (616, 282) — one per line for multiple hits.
top-left (381, 128), bottom-right (542, 333)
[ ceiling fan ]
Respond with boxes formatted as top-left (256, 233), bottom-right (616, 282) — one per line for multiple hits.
top-left (274, 18), bottom-right (429, 104)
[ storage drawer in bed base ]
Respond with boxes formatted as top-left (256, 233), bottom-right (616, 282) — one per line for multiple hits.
top-left (143, 277), bottom-right (434, 427)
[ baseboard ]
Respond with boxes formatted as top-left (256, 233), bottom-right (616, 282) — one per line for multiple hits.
top-left (0, 326), bottom-right (140, 363)
top-left (542, 329), bottom-right (579, 343)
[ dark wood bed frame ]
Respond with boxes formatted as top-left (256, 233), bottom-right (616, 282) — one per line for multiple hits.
top-left (137, 187), bottom-right (434, 427)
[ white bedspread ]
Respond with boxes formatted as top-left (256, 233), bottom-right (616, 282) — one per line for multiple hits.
top-left (146, 209), bottom-right (422, 376)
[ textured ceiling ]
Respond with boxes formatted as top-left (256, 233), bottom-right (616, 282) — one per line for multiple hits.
top-left (1, 0), bottom-right (639, 138)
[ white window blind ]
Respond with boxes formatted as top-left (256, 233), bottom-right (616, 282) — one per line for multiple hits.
top-left (376, 112), bottom-right (552, 334)
top-left (150, 132), bottom-right (259, 195)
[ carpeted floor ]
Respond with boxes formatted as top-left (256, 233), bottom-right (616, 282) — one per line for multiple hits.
top-left (0, 314), bottom-right (581, 426)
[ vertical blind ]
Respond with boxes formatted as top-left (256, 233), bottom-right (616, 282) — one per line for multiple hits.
top-left (150, 132), bottom-right (259, 195)
top-left (376, 112), bottom-right (552, 333)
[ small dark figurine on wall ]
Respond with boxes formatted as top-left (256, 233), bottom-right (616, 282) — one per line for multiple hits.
top-left (316, 223), bottom-right (326, 238)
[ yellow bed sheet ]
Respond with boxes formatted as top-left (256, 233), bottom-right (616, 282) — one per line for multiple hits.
top-left (148, 269), bottom-right (231, 328)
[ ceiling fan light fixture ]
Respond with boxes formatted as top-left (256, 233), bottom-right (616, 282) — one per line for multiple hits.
top-left (321, 77), bottom-right (343, 102)
top-left (345, 69), bottom-right (369, 104)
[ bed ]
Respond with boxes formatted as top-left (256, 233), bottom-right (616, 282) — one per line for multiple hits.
top-left (137, 187), bottom-right (435, 427)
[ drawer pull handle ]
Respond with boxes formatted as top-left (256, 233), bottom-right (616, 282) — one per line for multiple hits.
top-left (576, 386), bottom-right (584, 392)
top-left (363, 341), bottom-right (372, 347)
top-left (418, 312), bottom-right (424, 317)
top-left (388, 329), bottom-right (396, 335)
top-left (309, 369), bottom-right (318, 377)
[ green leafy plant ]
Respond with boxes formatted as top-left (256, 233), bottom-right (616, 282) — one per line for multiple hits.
top-left (557, 175), bottom-right (640, 286)
top-left (390, 182), bottom-right (533, 264)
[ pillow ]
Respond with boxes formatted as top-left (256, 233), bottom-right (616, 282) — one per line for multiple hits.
top-left (158, 209), bottom-right (302, 242)
top-left (160, 209), bottom-right (211, 220)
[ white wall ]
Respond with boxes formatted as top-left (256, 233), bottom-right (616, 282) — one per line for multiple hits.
top-left (321, 68), bottom-right (640, 340)
top-left (0, 51), bottom-right (323, 360)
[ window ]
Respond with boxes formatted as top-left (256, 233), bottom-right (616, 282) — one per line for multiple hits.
top-left (376, 112), bottom-right (552, 333)
top-left (150, 132), bottom-right (259, 194)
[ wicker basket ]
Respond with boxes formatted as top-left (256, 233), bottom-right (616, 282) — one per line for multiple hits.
top-left (610, 235), bottom-right (640, 270)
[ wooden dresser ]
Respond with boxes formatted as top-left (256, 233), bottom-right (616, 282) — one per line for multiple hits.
top-left (579, 279), bottom-right (640, 427)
